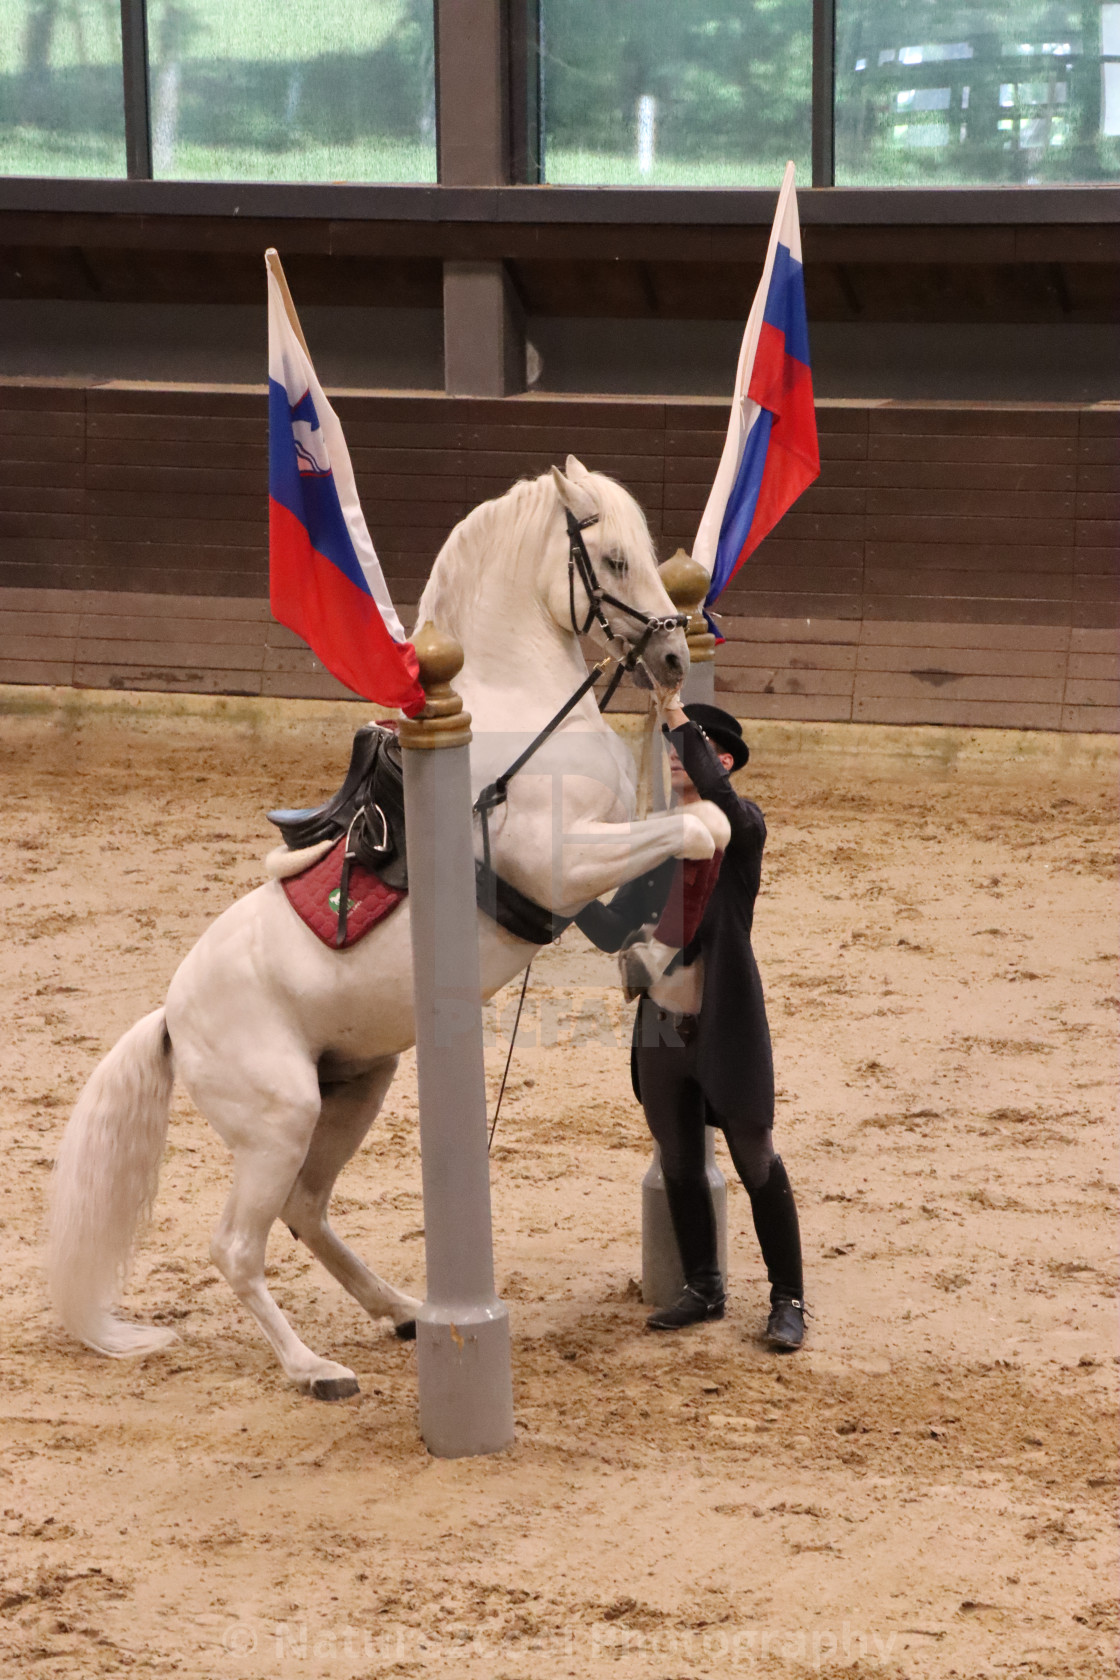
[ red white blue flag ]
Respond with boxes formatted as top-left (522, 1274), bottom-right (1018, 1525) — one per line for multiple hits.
top-left (693, 164), bottom-right (819, 620)
top-left (267, 255), bottom-right (424, 715)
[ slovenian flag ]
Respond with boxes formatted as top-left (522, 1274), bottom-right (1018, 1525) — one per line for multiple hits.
top-left (693, 163), bottom-right (819, 621)
top-left (267, 251), bottom-right (425, 715)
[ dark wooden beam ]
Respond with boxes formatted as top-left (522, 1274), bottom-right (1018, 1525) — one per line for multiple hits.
top-left (436, 0), bottom-right (510, 187)
top-left (812, 0), bottom-right (836, 188)
top-left (444, 261), bottom-right (525, 394)
top-left (507, 0), bottom-right (541, 185)
top-left (0, 180), bottom-right (1115, 226)
top-left (435, 1), bottom-right (525, 394)
top-left (119, 0), bottom-right (152, 181)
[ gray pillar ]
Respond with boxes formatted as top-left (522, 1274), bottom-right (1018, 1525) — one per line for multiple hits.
top-left (682, 658), bottom-right (715, 705)
top-left (642, 1139), bottom-right (728, 1309)
top-left (649, 708), bottom-right (668, 813)
top-left (436, 0), bottom-right (526, 396)
top-left (401, 624), bottom-right (514, 1458)
top-left (638, 551), bottom-right (727, 1309)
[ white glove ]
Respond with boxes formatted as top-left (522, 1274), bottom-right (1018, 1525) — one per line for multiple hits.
top-left (618, 923), bottom-right (661, 1001)
top-left (679, 811), bottom-right (716, 860)
top-left (618, 929), bottom-right (704, 1014)
top-left (690, 799), bottom-right (732, 852)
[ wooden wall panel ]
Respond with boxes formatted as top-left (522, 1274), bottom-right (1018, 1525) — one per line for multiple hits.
top-left (0, 383), bottom-right (1115, 731)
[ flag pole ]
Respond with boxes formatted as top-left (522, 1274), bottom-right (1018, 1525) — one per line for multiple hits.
top-left (265, 248), bottom-right (312, 360)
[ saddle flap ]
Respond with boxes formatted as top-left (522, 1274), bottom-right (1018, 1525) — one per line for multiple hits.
top-left (282, 837), bottom-right (406, 950)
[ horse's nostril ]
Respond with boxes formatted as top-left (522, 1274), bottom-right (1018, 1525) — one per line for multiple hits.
top-left (665, 652), bottom-right (682, 674)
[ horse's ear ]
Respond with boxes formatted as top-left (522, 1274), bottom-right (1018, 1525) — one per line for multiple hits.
top-left (550, 463), bottom-right (596, 520)
top-left (565, 454), bottom-right (591, 482)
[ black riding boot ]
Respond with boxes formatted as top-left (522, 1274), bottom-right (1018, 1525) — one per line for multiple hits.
top-left (742, 1155), bottom-right (806, 1349)
top-left (646, 1174), bottom-right (725, 1330)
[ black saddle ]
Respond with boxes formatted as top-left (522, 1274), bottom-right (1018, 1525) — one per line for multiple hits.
top-left (268, 724), bottom-right (408, 890)
top-left (268, 726), bottom-right (575, 948)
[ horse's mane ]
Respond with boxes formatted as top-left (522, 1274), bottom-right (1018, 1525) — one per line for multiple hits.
top-left (418, 467), bottom-right (654, 642)
top-left (418, 474), bottom-right (553, 639)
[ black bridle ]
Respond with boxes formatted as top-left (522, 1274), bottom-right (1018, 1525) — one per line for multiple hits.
top-left (473, 507), bottom-right (689, 874)
top-left (565, 507), bottom-right (688, 713)
top-left (566, 508), bottom-right (688, 656)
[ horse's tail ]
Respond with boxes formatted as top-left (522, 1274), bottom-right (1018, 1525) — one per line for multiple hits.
top-left (48, 1007), bottom-right (177, 1358)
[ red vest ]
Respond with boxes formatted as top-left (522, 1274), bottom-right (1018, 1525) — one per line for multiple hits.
top-left (654, 850), bottom-right (724, 950)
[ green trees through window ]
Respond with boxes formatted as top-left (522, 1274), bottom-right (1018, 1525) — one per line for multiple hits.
top-left (0, 0), bottom-right (436, 180)
top-left (539, 0), bottom-right (812, 185)
top-left (0, 1), bottom-right (126, 177)
top-left (144, 0), bottom-right (435, 182)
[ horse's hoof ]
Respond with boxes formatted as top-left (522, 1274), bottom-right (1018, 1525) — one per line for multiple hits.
top-left (394, 1319), bottom-right (417, 1341)
top-left (309, 1375), bottom-right (361, 1402)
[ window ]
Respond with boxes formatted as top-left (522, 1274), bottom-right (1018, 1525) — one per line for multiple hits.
top-left (1, 0), bottom-right (1116, 188)
top-left (0, 1), bottom-right (127, 178)
top-left (836, 2), bottom-right (1120, 183)
top-left (1103, 3), bottom-right (1120, 136)
top-left (145, 0), bottom-right (435, 182)
top-left (539, 0), bottom-right (812, 185)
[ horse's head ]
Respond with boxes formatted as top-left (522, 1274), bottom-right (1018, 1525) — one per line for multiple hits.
top-left (547, 456), bottom-right (689, 692)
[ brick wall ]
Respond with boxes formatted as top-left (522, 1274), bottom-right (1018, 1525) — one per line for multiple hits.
top-left (0, 382), bottom-right (1115, 731)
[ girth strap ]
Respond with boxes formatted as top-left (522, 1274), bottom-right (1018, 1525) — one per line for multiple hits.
top-left (475, 859), bottom-right (575, 947)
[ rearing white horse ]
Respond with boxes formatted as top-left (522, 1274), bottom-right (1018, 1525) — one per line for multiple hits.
top-left (48, 458), bottom-right (730, 1399)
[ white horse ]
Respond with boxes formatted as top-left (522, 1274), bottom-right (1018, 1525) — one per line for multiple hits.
top-left (48, 457), bottom-right (730, 1399)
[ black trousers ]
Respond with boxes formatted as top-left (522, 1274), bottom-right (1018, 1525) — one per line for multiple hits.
top-left (636, 1010), bottom-right (774, 1184)
top-left (636, 1009), bottom-right (803, 1302)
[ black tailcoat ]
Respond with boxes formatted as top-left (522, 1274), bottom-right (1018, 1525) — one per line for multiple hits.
top-left (574, 720), bottom-right (774, 1134)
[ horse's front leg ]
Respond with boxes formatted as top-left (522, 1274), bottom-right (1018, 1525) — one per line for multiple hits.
top-left (553, 804), bottom-right (730, 908)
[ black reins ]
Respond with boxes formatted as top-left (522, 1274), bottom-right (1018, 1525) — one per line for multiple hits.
top-left (474, 652), bottom-right (612, 873)
top-left (473, 509), bottom-right (688, 874)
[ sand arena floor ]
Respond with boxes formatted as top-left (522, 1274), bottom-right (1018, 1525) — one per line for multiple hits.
top-left (0, 689), bottom-right (1116, 1680)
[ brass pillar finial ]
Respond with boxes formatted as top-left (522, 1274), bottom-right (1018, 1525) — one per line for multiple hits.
top-left (398, 621), bottom-right (473, 749)
top-left (659, 549), bottom-right (716, 666)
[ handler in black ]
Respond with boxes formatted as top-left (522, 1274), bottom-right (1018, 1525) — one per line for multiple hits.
top-left (575, 701), bottom-right (806, 1350)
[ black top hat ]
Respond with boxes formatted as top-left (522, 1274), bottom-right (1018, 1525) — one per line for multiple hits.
top-left (682, 702), bottom-right (750, 771)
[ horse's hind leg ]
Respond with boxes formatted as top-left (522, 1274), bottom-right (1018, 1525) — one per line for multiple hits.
top-left (282, 1058), bottom-right (421, 1336)
top-left (207, 1084), bottom-right (362, 1401)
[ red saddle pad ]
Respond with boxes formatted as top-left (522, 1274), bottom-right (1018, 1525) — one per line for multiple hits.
top-left (282, 838), bottom-right (406, 950)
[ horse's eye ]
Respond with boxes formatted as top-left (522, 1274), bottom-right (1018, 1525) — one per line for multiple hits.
top-left (605, 552), bottom-right (627, 575)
